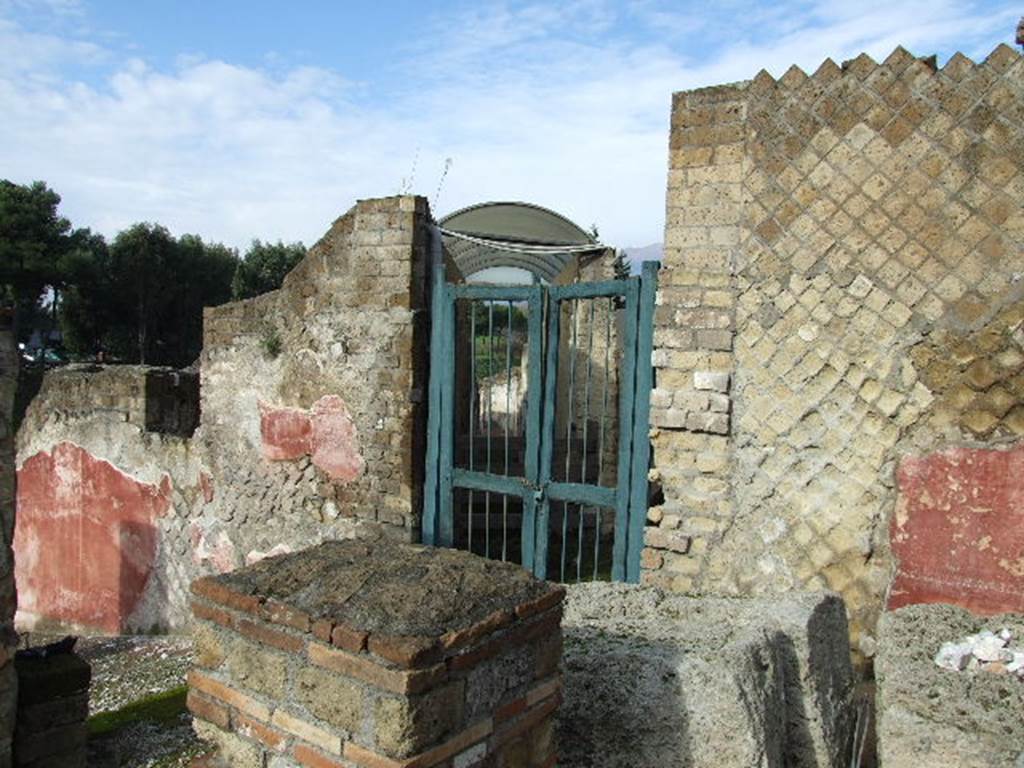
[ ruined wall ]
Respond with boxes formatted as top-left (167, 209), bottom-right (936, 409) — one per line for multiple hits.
top-left (16, 365), bottom-right (206, 633)
top-left (14, 196), bottom-right (433, 633)
top-left (0, 317), bottom-right (18, 767)
top-left (197, 195), bottom-right (431, 551)
top-left (647, 44), bottom-right (1024, 656)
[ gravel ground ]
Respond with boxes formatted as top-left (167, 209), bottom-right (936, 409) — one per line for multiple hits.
top-left (21, 633), bottom-right (208, 767)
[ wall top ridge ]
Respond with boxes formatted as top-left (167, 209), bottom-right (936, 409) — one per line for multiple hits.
top-left (691, 44), bottom-right (1021, 102)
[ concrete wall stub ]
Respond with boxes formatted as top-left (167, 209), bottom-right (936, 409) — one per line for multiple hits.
top-left (13, 195), bottom-right (434, 634)
top-left (188, 539), bottom-right (563, 768)
top-left (649, 44), bottom-right (1024, 658)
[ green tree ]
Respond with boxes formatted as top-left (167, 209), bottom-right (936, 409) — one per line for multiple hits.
top-left (57, 228), bottom-right (110, 358)
top-left (0, 180), bottom-right (71, 341)
top-left (612, 249), bottom-right (631, 280)
top-left (171, 234), bottom-right (237, 364)
top-left (60, 227), bottom-right (238, 367)
top-left (232, 239), bottom-right (306, 300)
top-left (106, 223), bottom-right (177, 364)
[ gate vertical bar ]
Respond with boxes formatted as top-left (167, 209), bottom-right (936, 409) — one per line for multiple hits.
top-left (625, 262), bottom-right (659, 582)
top-left (521, 285), bottom-right (545, 573)
top-left (611, 278), bottom-right (640, 581)
top-left (438, 284), bottom-right (456, 548)
top-left (535, 292), bottom-right (561, 580)
top-left (421, 226), bottom-right (445, 546)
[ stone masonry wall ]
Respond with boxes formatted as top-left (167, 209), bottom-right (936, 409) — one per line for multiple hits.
top-left (647, 44), bottom-right (1024, 658)
top-left (0, 316), bottom-right (18, 768)
top-left (13, 196), bottom-right (433, 633)
top-left (16, 365), bottom-right (208, 633)
top-left (197, 195), bottom-right (431, 555)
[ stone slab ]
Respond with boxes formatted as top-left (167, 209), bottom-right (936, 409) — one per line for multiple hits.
top-left (876, 603), bottom-right (1024, 768)
top-left (558, 583), bottom-right (854, 768)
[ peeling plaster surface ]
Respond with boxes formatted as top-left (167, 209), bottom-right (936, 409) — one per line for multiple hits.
top-left (14, 441), bottom-right (172, 633)
top-left (258, 402), bottom-right (311, 461)
top-left (259, 394), bottom-right (365, 482)
top-left (889, 444), bottom-right (1024, 615)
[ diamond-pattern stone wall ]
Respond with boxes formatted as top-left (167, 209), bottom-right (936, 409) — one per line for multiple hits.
top-left (648, 44), bottom-right (1024, 656)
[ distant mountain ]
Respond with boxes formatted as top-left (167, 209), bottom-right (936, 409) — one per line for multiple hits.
top-left (620, 243), bottom-right (663, 273)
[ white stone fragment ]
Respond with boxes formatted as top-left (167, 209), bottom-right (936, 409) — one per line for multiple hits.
top-left (935, 641), bottom-right (973, 671)
top-left (973, 633), bottom-right (1009, 663)
top-left (935, 626), bottom-right (1024, 677)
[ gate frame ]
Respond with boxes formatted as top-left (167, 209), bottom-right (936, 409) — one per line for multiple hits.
top-left (422, 227), bottom-right (658, 582)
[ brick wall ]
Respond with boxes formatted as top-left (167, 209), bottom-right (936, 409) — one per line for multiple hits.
top-left (648, 44), bottom-right (1024, 656)
top-left (17, 364), bottom-right (198, 438)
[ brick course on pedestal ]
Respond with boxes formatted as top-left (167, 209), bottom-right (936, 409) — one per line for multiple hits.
top-left (188, 539), bottom-right (563, 768)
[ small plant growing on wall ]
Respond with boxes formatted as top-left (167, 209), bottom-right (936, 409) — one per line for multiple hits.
top-left (260, 325), bottom-right (282, 359)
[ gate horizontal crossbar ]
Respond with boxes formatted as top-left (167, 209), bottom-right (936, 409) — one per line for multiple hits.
top-left (548, 280), bottom-right (628, 300)
top-left (451, 284), bottom-right (536, 301)
top-left (452, 469), bottom-right (617, 508)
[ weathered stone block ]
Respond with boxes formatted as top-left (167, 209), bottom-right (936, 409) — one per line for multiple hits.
top-left (876, 604), bottom-right (1024, 768)
top-left (558, 583), bottom-right (854, 768)
top-left (294, 667), bottom-right (364, 733)
top-left (374, 681), bottom-right (463, 757)
top-left (227, 636), bottom-right (290, 699)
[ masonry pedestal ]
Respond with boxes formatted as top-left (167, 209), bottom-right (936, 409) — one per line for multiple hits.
top-left (188, 539), bottom-right (563, 768)
top-left (13, 652), bottom-right (90, 768)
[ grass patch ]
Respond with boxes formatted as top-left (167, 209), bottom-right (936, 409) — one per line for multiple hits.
top-left (87, 685), bottom-right (188, 737)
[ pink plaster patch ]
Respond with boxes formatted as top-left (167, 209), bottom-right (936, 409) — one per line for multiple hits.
top-left (190, 523), bottom-right (238, 574)
top-left (310, 395), bottom-right (366, 482)
top-left (199, 471), bottom-right (214, 504)
top-left (245, 543), bottom-right (293, 566)
top-left (889, 443), bottom-right (1024, 615)
top-left (259, 402), bottom-right (312, 460)
top-left (258, 395), bottom-right (365, 483)
top-left (14, 442), bottom-right (171, 633)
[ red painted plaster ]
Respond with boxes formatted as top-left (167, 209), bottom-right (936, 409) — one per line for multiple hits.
top-left (258, 395), bottom-right (365, 482)
top-left (14, 442), bottom-right (171, 633)
top-left (259, 402), bottom-right (312, 460)
top-left (889, 443), bottom-right (1024, 615)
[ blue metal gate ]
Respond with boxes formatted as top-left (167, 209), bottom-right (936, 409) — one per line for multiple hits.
top-left (422, 229), bottom-right (657, 582)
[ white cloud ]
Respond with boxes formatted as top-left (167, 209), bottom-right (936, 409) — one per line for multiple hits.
top-left (0, 1), bottom-right (1017, 253)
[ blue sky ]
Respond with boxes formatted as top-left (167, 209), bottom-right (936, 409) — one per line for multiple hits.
top-left (0, 1), bottom-right (1018, 252)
